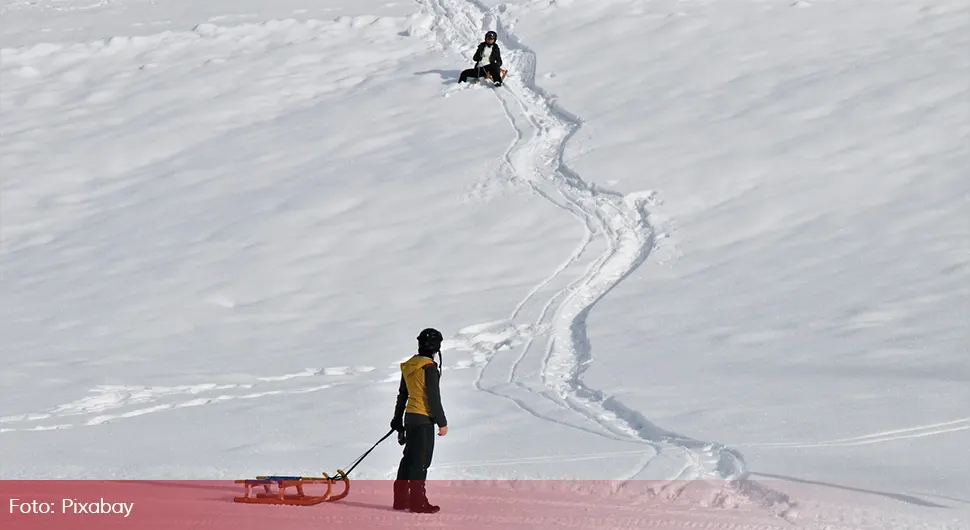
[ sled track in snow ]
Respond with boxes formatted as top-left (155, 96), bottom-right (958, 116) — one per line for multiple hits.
top-left (419, 0), bottom-right (795, 517)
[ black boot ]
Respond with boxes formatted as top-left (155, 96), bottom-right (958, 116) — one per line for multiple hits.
top-left (393, 480), bottom-right (409, 510)
top-left (408, 481), bottom-right (440, 514)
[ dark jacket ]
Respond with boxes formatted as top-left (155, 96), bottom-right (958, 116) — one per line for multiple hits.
top-left (393, 355), bottom-right (447, 428)
top-left (473, 42), bottom-right (502, 67)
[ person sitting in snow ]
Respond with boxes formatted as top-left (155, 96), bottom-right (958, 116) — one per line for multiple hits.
top-left (458, 31), bottom-right (504, 86)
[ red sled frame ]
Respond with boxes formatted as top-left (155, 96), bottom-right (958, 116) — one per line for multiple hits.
top-left (233, 428), bottom-right (396, 506)
top-left (234, 469), bottom-right (350, 506)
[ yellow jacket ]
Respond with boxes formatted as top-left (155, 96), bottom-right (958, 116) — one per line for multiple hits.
top-left (393, 355), bottom-right (447, 427)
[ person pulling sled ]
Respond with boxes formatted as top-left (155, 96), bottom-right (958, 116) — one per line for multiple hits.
top-left (390, 328), bottom-right (448, 513)
top-left (459, 31), bottom-right (506, 86)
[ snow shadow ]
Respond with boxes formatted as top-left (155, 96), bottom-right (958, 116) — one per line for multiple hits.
top-left (336, 500), bottom-right (398, 512)
top-left (414, 69), bottom-right (463, 83)
top-left (750, 472), bottom-right (951, 508)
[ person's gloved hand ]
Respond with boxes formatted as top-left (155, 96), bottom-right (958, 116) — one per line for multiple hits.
top-left (390, 417), bottom-right (403, 432)
top-left (397, 430), bottom-right (407, 446)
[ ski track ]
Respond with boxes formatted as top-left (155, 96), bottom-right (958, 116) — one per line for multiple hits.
top-left (414, 0), bottom-right (809, 518)
top-left (736, 418), bottom-right (970, 449)
top-left (423, 0), bottom-right (679, 462)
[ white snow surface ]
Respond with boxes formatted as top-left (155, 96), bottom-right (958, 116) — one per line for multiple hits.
top-left (1, 0), bottom-right (968, 528)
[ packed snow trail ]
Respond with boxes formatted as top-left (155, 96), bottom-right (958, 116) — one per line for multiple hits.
top-left (413, 0), bottom-right (805, 517)
top-left (415, 0), bottom-right (772, 496)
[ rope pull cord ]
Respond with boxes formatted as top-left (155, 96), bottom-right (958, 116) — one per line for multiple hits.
top-left (336, 343), bottom-right (442, 480)
top-left (335, 428), bottom-right (396, 480)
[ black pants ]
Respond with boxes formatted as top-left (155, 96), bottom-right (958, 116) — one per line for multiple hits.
top-left (459, 63), bottom-right (503, 83)
top-left (393, 423), bottom-right (435, 508)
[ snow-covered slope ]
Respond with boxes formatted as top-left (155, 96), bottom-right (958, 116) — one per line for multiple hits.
top-left (1, 0), bottom-right (967, 528)
top-left (487, 0), bottom-right (970, 499)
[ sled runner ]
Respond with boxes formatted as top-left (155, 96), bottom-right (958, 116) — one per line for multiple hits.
top-left (234, 470), bottom-right (350, 506)
top-left (233, 429), bottom-right (395, 507)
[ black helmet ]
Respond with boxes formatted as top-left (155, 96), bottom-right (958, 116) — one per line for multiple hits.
top-left (417, 328), bottom-right (444, 374)
top-left (485, 31), bottom-right (497, 41)
top-left (417, 328), bottom-right (443, 351)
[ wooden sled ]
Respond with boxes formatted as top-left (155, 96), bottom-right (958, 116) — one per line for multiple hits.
top-left (487, 68), bottom-right (508, 82)
top-left (234, 469), bottom-right (350, 506)
top-left (475, 67), bottom-right (508, 84)
top-left (234, 429), bottom-right (394, 506)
